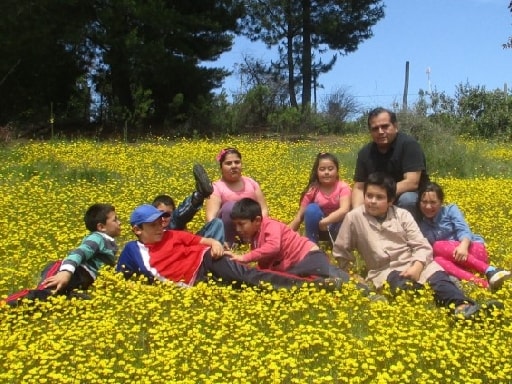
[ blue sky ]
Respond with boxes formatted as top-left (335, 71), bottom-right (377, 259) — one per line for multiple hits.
top-left (210, 0), bottom-right (512, 110)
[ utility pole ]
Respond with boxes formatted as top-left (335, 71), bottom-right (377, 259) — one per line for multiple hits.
top-left (402, 61), bottom-right (409, 111)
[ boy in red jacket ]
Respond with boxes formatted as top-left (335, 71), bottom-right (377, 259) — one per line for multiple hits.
top-left (225, 198), bottom-right (348, 282)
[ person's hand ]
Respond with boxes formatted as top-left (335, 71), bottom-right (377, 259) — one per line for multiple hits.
top-left (400, 262), bottom-right (423, 282)
top-left (318, 218), bottom-right (328, 231)
top-left (44, 271), bottom-right (72, 292)
top-left (229, 253), bottom-right (246, 263)
top-left (453, 245), bottom-right (468, 262)
top-left (209, 241), bottom-right (225, 259)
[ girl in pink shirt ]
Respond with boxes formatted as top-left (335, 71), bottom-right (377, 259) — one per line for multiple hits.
top-left (206, 147), bottom-right (269, 246)
top-left (290, 153), bottom-right (351, 244)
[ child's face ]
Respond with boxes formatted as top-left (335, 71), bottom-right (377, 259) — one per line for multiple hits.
top-left (419, 191), bottom-right (442, 219)
top-left (317, 159), bottom-right (338, 186)
top-left (221, 153), bottom-right (242, 182)
top-left (133, 218), bottom-right (165, 244)
top-left (232, 217), bottom-right (262, 242)
top-left (98, 211), bottom-right (122, 238)
top-left (155, 203), bottom-right (173, 228)
top-left (364, 185), bottom-right (393, 217)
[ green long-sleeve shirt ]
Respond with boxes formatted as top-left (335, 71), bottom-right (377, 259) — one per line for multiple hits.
top-left (59, 231), bottom-right (118, 279)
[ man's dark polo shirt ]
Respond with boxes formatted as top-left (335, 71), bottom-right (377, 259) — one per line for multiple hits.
top-left (354, 131), bottom-right (429, 187)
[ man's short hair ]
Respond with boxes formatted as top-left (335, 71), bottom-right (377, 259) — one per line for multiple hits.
top-left (84, 204), bottom-right (115, 232)
top-left (367, 107), bottom-right (397, 128)
top-left (364, 172), bottom-right (397, 202)
top-left (230, 198), bottom-right (262, 220)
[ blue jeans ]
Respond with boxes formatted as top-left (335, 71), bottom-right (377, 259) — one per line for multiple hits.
top-left (304, 203), bottom-right (341, 244)
top-left (396, 191), bottom-right (419, 219)
top-left (170, 194), bottom-right (225, 243)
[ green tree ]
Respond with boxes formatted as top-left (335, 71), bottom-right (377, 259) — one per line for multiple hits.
top-left (240, 0), bottom-right (384, 109)
top-left (504, 1), bottom-right (512, 48)
top-left (88, 0), bottom-right (243, 133)
top-left (0, 0), bottom-right (90, 125)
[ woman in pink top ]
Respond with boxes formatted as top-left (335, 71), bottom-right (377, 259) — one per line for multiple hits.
top-left (289, 153), bottom-right (351, 244)
top-left (206, 147), bottom-right (269, 246)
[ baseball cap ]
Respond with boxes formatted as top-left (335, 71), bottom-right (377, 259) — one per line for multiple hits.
top-left (130, 204), bottom-right (171, 226)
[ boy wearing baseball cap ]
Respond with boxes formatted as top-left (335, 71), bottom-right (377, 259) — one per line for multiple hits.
top-left (117, 204), bottom-right (327, 288)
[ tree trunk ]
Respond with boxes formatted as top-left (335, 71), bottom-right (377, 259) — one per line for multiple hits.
top-left (301, 0), bottom-right (312, 108)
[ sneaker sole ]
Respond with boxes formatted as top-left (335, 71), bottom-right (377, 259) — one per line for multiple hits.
top-left (489, 271), bottom-right (512, 292)
top-left (193, 164), bottom-right (213, 197)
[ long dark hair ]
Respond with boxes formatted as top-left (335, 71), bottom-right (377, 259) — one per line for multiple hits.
top-left (299, 152), bottom-right (339, 204)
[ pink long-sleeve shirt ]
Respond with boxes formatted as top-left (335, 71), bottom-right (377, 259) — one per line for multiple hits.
top-left (239, 217), bottom-right (316, 271)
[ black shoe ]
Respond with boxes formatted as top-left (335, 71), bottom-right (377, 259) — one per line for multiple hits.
top-left (193, 164), bottom-right (213, 199)
top-left (454, 303), bottom-right (481, 320)
top-left (320, 277), bottom-right (344, 292)
top-left (481, 299), bottom-right (504, 317)
top-left (486, 268), bottom-right (512, 292)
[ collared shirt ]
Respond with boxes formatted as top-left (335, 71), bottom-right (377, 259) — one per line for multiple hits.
top-left (418, 204), bottom-right (484, 245)
top-left (333, 205), bottom-right (442, 288)
top-left (354, 131), bottom-right (429, 186)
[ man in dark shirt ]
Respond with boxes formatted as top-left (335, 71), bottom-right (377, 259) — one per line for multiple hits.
top-left (352, 107), bottom-right (429, 215)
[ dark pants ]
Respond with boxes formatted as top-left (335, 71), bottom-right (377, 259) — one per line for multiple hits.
top-left (285, 250), bottom-right (349, 281)
top-left (387, 270), bottom-right (473, 308)
top-left (196, 250), bottom-right (324, 289)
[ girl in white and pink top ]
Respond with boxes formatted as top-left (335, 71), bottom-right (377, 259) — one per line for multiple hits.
top-left (289, 152), bottom-right (351, 244)
top-left (205, 147), bottom-right (269, 246)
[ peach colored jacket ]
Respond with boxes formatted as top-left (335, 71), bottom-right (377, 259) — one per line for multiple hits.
top-left (333, 205), bottom-right (443, 289)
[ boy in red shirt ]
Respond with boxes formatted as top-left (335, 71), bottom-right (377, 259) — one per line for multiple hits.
top-left (117, 204), bottom-right (333, 288)
top-left (225, 198), bottom-right (348, 282)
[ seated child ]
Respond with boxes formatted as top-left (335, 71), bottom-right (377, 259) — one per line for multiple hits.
top-left (4, 203), bottom-right (121, 306)
top-left (151, 165), bottom-right (224, 243)
top-left (116, 204), bottom-right (327, 289)
top-left (225, 198), bottom-right (348, 282)
top-left (289, 152), bottom-right (351, 244)
top-left (417, 181), bottom-right (511, 291)
top-left (332, 172), bottom-right (503, 320)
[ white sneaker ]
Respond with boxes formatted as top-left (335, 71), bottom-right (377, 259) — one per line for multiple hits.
top-left (486, 269), bottom-right (512, 292)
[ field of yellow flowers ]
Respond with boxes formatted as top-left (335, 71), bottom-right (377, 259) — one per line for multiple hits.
top-left (1, 136), bottom-right (512, 383)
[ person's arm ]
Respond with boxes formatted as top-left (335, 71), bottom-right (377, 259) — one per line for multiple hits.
top-left (253, 184), bottom-right (269, 217)
top-left (319, 195), bottom-right (351, 230)
top-left (205, 193), bottom-right (222, 222)
top-left (199, 237), bottom-right (224, 259)
top-left (453, 238), bottom-right (471, 262)
top-left (399, 260), bottom-right (424, 281)
top-left (234, 221), bottom-right (281, 263)
top-left (400, 209), bottom-right (434, 268)
top-left (351, 182), bottom-right (365, 208)
top-left (332, 213), bottom-right (356, 271)
top-left (289, 205), bottom-right (306, 231)
top-left (45, 233), bottom-right (108, 291)
top-left (396, 171), bottom-right (422, 196)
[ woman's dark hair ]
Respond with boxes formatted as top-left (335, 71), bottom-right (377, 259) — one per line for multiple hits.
top-left (216, 147), bottom-right (242, 166)
top-left (417, 182), bottom-right (445, 215)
